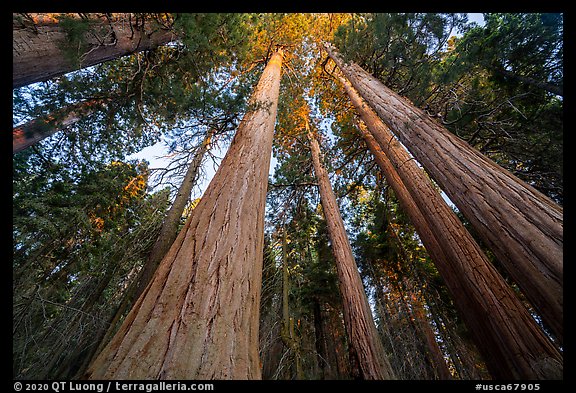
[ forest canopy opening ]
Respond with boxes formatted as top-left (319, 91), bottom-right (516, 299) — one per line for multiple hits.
top-left (13, 12), bottom-right (563, 381)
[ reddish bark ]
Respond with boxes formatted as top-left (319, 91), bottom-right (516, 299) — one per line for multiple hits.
top-left (337, 74), bottom-right (562, 379)
top-left (13, 98), bottom-right (109, 154)
top-left (308, 125), bottom-right (396, 380)
top-left (13, 13), bottom-right (174, 89)
top-left (84, 50), bottom-right (283, 380)
top-left (326, 42), bottom-right (563, 345)
top-left (88, 132), bottom-right (213, 365)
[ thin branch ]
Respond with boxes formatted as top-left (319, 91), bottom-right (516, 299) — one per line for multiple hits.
top-left (269, 182), bottom-right (318, 189)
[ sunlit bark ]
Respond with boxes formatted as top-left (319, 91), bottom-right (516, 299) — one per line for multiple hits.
top-left (84, 49), bottom-right (283, 380)
top-left (13, 13), bottom-right (174, 89)
top-left (308, 124), bottom-right (396, 380)
top-left (87, 131), bottom-right (213, 369)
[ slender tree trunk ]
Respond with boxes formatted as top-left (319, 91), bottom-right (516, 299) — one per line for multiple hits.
top-left (279, 229), bottom-right (303, 379)
top-left (307, 125), bottom-right (395, 380)
top-left (377, 274), bottom-right (426, 379)
top-left (13, 98), bottom-right (109, 154)
top-left (432, 304), bottom-right (488, 380)
top-left (13, 13), bottom-right (174, 89)
top-left (312, 299), bottom-right (331, 380)
top-left (83, 49), bottom-right (283, 380)
top-left (378, 211), bottom-right (451, 379)
top-left (136, 130), bottom-right (214, 301)
top-left (326, 43), bottom-right (563, 345)
top-left (338, 74), bottom-right (562, 379)
top-left (409, 293), bottom-right (453, 380)
top-left (259, 236), bottom-right (283, 380)
top-left (493, 66), bottom-right (563, 97)
top-left (87, 132), bottom-right (213, 366)
top-left (326, 304), bottom-right (351, 379)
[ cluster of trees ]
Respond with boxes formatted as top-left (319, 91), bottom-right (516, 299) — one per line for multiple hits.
top-left (13, 13), bottom-right (562, 380)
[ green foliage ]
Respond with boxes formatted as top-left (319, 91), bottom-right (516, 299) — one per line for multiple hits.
top-left (459, 13), bottom-right (563, 89)
top-left (13, 13), bottom-right (261, 174)
top-left (434, 13), bottom-right (563, 202)
top-left (330, 12), bottom-right (563, 203)
top-left (56, 14), bottom-right (97, 66)
top-left (333, 13), bottom-right (469, 104)
top-left (13, 12), bottom-right (562, 380)
top-left (173, 13), bottom-right (252, 68)
top-left (13, 158), bottom-right (170, 379)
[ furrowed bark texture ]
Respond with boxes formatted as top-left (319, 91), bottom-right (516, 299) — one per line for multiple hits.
top-left (13, 98), bottom-right (109, 154)
top-left (308, 127), bottom-right (395, 380)
top-left (89, 133), bottom-right (213, 364)
top-left (326, 43), bottom-right (563, 345)
top-left (339, 75), bottom-right (562, 379)
top-left (13, 13), bottom-right (174, 89)
top-left (84, 50), bottom-right (283, 380)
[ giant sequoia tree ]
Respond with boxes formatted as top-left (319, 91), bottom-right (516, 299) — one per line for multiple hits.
top-left (13, 13), bottom-right (175, 89)
top-left (335, 73), bottom-right (561, 379)
top-left (84, 48), bottom-right (283, 380)
top-left (14, 13), bottom-right (563, 381)
top-left (325, 43), bottom-right (563, 346)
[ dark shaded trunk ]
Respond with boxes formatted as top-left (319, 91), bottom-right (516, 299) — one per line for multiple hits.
top-left (376, 209), bottom-right (451, 379)
top-left (326, 43), bottom-right (563, 346)
top-left (494, 66), bottom-right (563, 96)
top-left (336, 72), bottom-right (562, 379)
top-left (13, 98), bottom-right (110, 153)
top-left (259, 236), bottom-right (283, 380)
top-left (410, 293), bottom-right (453, 380)
top-left (312, 298), bottom-right (330, 380)
top-left (279, 229), bottom-right (303, 380)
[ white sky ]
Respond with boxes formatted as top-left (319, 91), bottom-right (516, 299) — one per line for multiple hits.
top-left (468, 13), bottom-right (485, 26)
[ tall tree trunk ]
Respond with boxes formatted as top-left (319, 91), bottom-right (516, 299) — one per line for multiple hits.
top-left (279, 229), bottom-right (303, 379)
top-left (312, 298), bottom-right (332, 380)
top-left (85, 131), bottom-right (213, 369)
top-left (307, 125), bottom-right (395, 380)
top-left (13, 13), bottom-right (174, 89)
top-left (326, 43), bottom-right (563, 345)
top-left (13, 98), bottom-right (110, 154)
top-left (375, 272), bottom-right (429, 379)
top-left (409, 293), bottom-right (453, 380)
top-left (326, 303), bottom-right (352, 379)
top-left (83, 49), bottom-right (283, 380)
top-left (136, 130), bottom-right (214, 302)
top-left (338, 74), bottom-right (562, 379)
